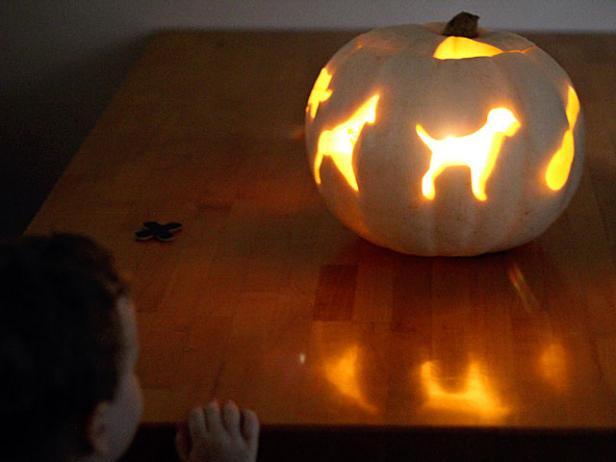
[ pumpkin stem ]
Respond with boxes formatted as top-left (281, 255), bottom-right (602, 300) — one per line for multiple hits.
top-left (443, 12), bottom-right (479, 38)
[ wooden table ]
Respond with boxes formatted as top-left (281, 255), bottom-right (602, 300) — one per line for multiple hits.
top-left (27, 31), bottom-right (616, 437)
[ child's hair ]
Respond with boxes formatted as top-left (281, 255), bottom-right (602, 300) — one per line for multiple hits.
top-left (0, 233), bottom-right (130, 462)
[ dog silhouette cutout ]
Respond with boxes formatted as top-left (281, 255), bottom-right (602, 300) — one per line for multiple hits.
top-left (417, 108), bottom-right (521, 201)
top-left (306, 67), bottom-right (333, 120)
top-left (314, 94), bottom-right (380, 192)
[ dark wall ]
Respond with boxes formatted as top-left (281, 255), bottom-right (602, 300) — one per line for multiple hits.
top-left (1, 3), bottom-right (147, 238)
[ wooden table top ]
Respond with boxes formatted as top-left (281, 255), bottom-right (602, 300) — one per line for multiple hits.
top-left (27, 31), bottom-right (616, 430)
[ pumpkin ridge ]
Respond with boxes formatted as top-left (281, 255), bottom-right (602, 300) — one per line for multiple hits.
top-left (482, 55), bottom-right (533, 253)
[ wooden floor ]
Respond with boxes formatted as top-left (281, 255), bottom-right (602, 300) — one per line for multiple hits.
top-left (26, 30), bottom-right (616, 459)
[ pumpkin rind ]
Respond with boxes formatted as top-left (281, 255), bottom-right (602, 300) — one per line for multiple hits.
top-left (305, 22), bottom-right (584, 256)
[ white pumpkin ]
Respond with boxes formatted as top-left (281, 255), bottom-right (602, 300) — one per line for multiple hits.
top-left (305, 13), bottom-right (584, 256)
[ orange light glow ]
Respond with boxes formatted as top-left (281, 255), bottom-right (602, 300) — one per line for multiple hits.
top-left (324, 346), bottom-right (377, 413)
top-left (420, 361), bottom-right (509, 420)
top-left (418, 108), bottom-right (521, 201)
top-left (545, 86), bottom-right (580, 191)
top-left (507, 262), bottom-right (540, 313)
top-left (307, 68), bottom-right (333, 120)
top-left (314, 94), bottom-right (380, 192)
top-left (433, 36), bottom-right (530, 60)
top-left (539, 342), bottom-right (568, 390)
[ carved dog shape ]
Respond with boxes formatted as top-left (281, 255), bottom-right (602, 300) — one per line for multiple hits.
top-left (417, 108), bottom-right (520, 201)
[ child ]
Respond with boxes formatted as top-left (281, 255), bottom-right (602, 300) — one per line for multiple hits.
top-left (0, 233), bottom-right (259, 462)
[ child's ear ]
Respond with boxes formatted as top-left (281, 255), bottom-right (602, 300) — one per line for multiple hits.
top-left (86, 402), bottom-right (110, 455)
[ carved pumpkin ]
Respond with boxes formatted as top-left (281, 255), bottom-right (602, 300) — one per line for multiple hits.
top-left (305, 12), bottom-right (584, 256)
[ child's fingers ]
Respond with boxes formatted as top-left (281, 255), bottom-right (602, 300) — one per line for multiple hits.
top-left (205, 400), bottom-right (225, 436)
top-left (222, 400), bottom-right (241, 436)
top-left (175, 423), bottom-right (190, 462)
top-left (188, 406), bottom-right (208, 441)
top-left (241, 408), bottom-right (260, 444)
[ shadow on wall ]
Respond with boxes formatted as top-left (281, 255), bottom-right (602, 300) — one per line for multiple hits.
top-left (0, 35), bottom-right (150, 239)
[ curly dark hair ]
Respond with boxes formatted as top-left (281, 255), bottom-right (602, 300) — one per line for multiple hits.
top-left (0, 233), bottom-right (130, 462)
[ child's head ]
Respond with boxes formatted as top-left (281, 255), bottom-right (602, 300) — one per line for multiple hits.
top-left (0, 233), bottom-right (143, 462)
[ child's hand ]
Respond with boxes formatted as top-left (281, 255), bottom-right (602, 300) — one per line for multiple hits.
top-left (176, 400), bottom-right (259, 462)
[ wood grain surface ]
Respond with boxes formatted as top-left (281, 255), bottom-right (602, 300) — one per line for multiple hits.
top-left (26, 31), bottom-right (616, 430)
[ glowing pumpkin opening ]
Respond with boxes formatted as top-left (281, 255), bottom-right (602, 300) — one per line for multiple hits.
top-left (418, 107), bottom-right (521, 201)
top-left (307, 68), bottom-right (333, 120)
top-left (433, 36), bottom-right (531, 60)
top-left (314, 94), bottom-right (380, 192)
